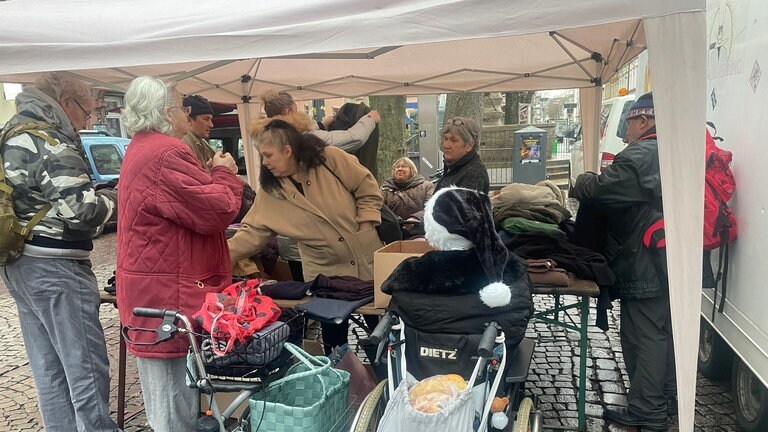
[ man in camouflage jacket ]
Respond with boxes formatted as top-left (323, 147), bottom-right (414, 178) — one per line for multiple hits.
top-left (0, 73), bottom-right (120, 431)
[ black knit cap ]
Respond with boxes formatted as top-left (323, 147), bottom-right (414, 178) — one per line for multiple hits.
top-left (423, 187), bottom-right (511, 308)
top-left (626, 92), bottom-right (654, 120)
top-left (182, 94), bottom-right (214, 118)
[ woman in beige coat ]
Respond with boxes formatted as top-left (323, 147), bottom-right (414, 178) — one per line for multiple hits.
top-left (228, 118), bottom-right (383, 350)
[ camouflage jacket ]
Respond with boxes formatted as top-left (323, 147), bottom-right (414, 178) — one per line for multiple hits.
top-left (1, 88), bottom-right (116, 248)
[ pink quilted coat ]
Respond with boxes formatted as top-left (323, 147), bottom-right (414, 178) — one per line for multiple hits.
top-left (116, 131), bottom-right (242, 358)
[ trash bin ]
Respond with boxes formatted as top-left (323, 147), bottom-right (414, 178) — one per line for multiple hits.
top-left (513, 126), bottom-right (547, 184)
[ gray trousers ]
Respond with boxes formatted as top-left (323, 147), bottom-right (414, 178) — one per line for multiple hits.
top-left (620, 294), bottom-right (677, 420)
top-left (2, 255), bottom-right (119, 432)
top-left (136, 357), bottom-right (198, 432)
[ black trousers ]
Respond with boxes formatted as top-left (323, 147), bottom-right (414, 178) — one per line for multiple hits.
top-left (321, 315), bottom-right (380, 355)
top-left (620, 294), bottom-right (677, 420)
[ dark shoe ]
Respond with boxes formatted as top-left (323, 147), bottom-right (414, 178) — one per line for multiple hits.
top-left (667, 398), bottom-right (678, 417)
top-left (603, 407), bottom-right (668, 431)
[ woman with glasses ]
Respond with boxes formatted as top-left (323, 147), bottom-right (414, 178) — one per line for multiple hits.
top-left (228, 118), bottom-right (383, 352)
top-left (116, 76), bottom-right (243, 432)
top-left (435, 116), bottom-right (490, 194)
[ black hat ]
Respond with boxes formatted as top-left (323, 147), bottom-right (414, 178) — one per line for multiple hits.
top-left (626, 92), bottom-right (654, 120)
top-left (182, 94), bottom-right (214, 118)
top-left (423, 187), bottom-right (511, 308)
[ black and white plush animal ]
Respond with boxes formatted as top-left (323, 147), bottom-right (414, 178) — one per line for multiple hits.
top-left (381, 186), bottom-right (533, 347)
top-left (422, 186), bottom-right (514, 307)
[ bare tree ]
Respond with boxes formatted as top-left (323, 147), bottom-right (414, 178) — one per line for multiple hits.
top-left (503, 91), bottom-right (535, 124)
top-left (444, 93), bottom-right (483, 127)
top-left (369, 95), bottom-right (406, 181)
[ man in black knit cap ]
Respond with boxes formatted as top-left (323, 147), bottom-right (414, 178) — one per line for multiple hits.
top-left (572, 92), bottom-right (675, 431)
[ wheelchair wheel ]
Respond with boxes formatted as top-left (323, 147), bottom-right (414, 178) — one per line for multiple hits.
top-left (513, 397), bottom-right (533, 432)
top-left (352, 379), bottom-right (388, 432)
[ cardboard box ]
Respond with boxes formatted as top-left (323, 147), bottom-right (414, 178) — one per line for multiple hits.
top-left (373, 240), bottom-right (434, 308)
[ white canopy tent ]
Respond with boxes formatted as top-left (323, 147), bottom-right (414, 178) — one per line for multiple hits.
top-left (0, 0), bottom-right (705, 430)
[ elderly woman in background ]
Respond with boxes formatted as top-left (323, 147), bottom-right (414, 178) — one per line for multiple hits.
top-left (116, 76), bottom-right (242, 432)
top-left (229, 118), bottom-right (383, 352)
top-left (435, 116), bottom-right (490, 194)
top-left (381, 157), bottom-right (434, 237)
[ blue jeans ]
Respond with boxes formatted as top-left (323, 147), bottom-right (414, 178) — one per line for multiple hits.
top-left (2, 255), bottom-right (119, 432)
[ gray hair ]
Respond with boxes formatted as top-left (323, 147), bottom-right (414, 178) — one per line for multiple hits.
top-left (260, 88), bottom-right (295, 117)
top-left (392, 156), bottom-right (418, 179)
top-left (442, 116), bottom-right (480, 149)
top-left (122, 76), bottom-right (175, 136)
top-left (34, 72), bottom-right (92, 105)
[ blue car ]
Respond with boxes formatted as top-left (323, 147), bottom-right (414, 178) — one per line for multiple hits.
top-left (80, 135), bottom-right (130, 185)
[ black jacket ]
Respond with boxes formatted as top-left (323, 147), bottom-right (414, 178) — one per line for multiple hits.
top-left (571, 132), bottom-right (667, 300)
top-left (381, 249), bottom-right (534, 349)
top-left (435, 150), bottom-right (490, 194)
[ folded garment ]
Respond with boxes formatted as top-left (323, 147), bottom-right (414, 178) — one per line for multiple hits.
top-left (309, 274), bottom-right (373, 301)
top-left (502, 217), bottom-right (564, 236)
top-left (526, 258), bottom-right (557, 273)
top-left (526, 258), bottom-right (568, 286)
top-left (528, 268), bottom-right (569, 287)
top-left (295, 296), bottom-right (374, 324)
top-left (259, 280), bottom-right (309, 300)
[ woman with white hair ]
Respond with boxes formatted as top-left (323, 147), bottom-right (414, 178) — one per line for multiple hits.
top-left (116, 76), bottom-right (242, 432)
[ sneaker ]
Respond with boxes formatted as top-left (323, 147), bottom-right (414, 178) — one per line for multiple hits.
top-left (603, 407), bottom-right (668, 431)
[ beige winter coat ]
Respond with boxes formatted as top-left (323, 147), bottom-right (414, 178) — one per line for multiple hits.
top-left (228, 145), bottom-right (383, 282)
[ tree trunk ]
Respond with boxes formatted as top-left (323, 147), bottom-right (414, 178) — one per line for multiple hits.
top-left (369, 95), bottom-right (406, 181)
top-left (503, 91), bottom-right (535, 125)
top-left (444, 93), bottom-right (483, 128)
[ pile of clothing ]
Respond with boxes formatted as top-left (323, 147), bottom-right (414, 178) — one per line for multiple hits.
top-left (491, 180), bottom-right (617, 329)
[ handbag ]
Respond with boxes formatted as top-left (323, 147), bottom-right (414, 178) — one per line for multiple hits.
top-left (328, 344), bottom-right (376, 407)
top-left (192, 279), bottom-right (281, 356)
top-left (248, 342), bottom-right (351, 432)
top-left (321, 162), bottom-right (402, 244)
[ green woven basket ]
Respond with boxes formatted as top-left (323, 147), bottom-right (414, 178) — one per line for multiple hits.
top-left (249, 342), bottom-right (350, 432)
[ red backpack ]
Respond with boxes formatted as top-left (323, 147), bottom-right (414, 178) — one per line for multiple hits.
top-left (704, 123), bottom-right (737, 317)
top-left (642, 124), bottom-right (737, 316)
top-left (704, 125), bottom-right (737, 250)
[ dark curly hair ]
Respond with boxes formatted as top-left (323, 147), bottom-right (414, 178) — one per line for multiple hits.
top-left (257, 119), bottom-right (327, 194)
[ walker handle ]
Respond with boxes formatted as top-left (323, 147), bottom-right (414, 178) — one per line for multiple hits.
top-left (478, 322), bottom-right (500, 358)
top-left (370, 312), bottom-right (394, 345)
top-left (133, 307), bottom-right (175, 319)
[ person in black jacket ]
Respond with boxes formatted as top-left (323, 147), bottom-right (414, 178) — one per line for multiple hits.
top-left (435, 117), bottom-right (490, 194)
top-left (571, 92), bottom-right (674, 431)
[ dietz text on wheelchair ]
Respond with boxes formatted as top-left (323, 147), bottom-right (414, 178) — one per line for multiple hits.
top-left (350, 311), bottom-right (543, 432)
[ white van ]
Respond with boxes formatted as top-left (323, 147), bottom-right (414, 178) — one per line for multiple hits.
top-left (569, 94), bottom-right (636, 182)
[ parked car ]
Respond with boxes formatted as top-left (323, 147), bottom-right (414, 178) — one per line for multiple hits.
top-left (569, 95), bottom-right (636, 183)
top-left (79, 129), bottom-right (114, 137)
top-left (80, 135), bottom-right (129, 237)
top-left (81, 135), bottom-right (129, 185)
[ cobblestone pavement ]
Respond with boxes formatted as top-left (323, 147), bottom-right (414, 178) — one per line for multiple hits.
top-left (0, 232), bottom-right (741, 431)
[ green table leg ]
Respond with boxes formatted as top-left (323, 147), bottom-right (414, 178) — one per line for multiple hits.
top-left (577, 295), bottom-right (589, 431)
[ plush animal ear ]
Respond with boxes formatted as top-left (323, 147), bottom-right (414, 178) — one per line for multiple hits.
top-left (479, 282), bottom-right (511, 308)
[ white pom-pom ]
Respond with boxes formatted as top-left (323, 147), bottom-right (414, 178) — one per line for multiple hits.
top-left (491, 412), bottom-right (508, 430)
top-left (479, 282), bottom-right (511, 308)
